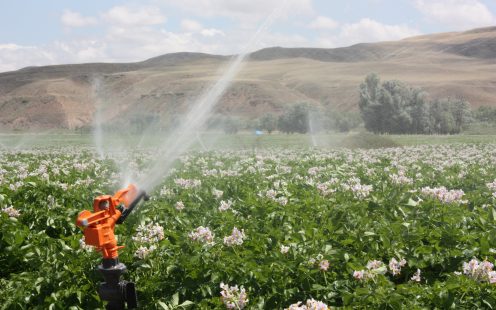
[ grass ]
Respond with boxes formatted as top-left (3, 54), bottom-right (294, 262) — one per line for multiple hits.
top-left (2, 131), bottom-right (496, 150)
top-left (388, 134), bottom-right (496, 145)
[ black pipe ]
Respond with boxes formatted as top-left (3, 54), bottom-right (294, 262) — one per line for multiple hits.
top-left (116, 190), bottom-right (149, 224)
top-left (98, 260), bottom-right (137, 309)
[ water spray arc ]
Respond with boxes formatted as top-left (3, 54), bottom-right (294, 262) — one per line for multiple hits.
top-left (80, 3), bottom-right (289, 308)
top-left (91, 75), bottom-right (106, 160)
top-left (308, 113), bottom-right (318, 148)
top-left (138, 2), bottom-right (288, 192)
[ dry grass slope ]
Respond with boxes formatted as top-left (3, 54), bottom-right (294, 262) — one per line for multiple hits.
top-left (0, 27), bottom-right (495, 130)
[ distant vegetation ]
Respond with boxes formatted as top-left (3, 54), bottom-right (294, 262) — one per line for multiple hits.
top-left (256, 103), bottom-right (361, 135)
top-left (359, 73), bottom-right (472, 135)
top-left (73, 73), bottom-right (496, 137)
top-left (277, 103), bottom-right (310, 134)
top-left (473, 106), bottom-right (496, 123)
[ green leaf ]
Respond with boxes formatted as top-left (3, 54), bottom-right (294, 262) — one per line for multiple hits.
top-left (406, 198), bottom-right (418, 207)
top-left (172, 293), bottom-right (179, 306)
top-left (179, 300), bottom-right (194, 308)
top-left (312, 284), bottom-right (327, 291)
top-left (344, 253), bottom-right (350, 262)
top-left (482, 300), bottom-right (493, 309)
top-left (157, 301), bottom-right (170, 310)
top-left (481, 237), bottom-right (490, 254)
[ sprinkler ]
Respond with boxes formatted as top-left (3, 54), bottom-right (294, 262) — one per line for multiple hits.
top-left (76, 184), bottom-right (149, 309)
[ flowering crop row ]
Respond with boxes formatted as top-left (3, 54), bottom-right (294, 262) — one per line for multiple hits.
top-left (2, 144), bottom-right (496, 308)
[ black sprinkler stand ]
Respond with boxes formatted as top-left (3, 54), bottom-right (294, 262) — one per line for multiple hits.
top-left (98, 258), bottom-right (137, 310)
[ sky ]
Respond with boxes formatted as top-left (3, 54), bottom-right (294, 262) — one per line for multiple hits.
top-left (0, 0), bottom-right (494, 72)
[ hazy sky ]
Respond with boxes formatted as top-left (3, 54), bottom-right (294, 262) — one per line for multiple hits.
top-left (0, 0), bottom-right (494, 72)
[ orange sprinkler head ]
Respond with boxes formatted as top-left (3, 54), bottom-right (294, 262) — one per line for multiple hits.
top-left (76, 184), bottom-right (148, 259)
top-left (113, 183), bottom-right (139, 208)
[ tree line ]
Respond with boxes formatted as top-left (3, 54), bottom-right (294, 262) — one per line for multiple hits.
top-left (256, 104), bottom-right (361, 134)
top-left (358, 73), bottom-right (471, 134)
top-left (76, 73), bottom-right (489, 135)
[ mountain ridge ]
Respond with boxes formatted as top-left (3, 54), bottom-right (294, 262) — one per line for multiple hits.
top-left (1, 26), bottom-right (495, 130)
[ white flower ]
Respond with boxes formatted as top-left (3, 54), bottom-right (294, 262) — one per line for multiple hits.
top-left (213, 188), bottom-right (224, 198)
top-left (389, 257), bottom-right (407, 276)
top-left (316, 182), bottom-right (336, 196)
top-left (280, 245), bottom-right (290, 254)
top-left (390, 172), bottom-right (413, 185)
top-left (223, 227), bottom-right (246, 246)
top-left (2, 205), bottom-right (20, 218)
top-left (175, 201), bottom-right (185, 211)
top-left (285, 298), bottom-right (328, 310)
top-left (319, 259), bottom-right (330, 271)
top-left (160, 187), bottom-right (173, 197)
top-left (174, 178), bottom-right (201, 189)
top-left (276, 196), bottom-right (288, 206)
top-left (461, 258), bottom-right (496, 283)
top-left (189, 226), bottom-right (215, 245)
top-left (79, 237), bottom-right (93, 252)
top-left (307, 167), bottom-right (319, 176)
top-left (350, 183), bottom-right (373, 199)
top-left (421, 186), bottom-right (465, 204)
top-left (411, 269), bottom-right (421, 282)
top-left (353, 270), bottom-right (365, 281)
top-left (487, 180), bottom-right (496, 192)
top-left (266, 189), bottom-right (277, 199)
top-left (219, 200), bottom-right (233, 211)
top-left (134, 245), bottom-right (156, 259)
top-left (132, 222), bottom-right (165, 244)
top-left (220, 282), bottom-right (248, 309)
top-left (489, 271), bottom-right (496, 284)
top-left (367, 260), bottom-right (384, 271)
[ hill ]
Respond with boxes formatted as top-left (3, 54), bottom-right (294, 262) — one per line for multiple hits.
top-left (0, 26), bottom-right (495, 130)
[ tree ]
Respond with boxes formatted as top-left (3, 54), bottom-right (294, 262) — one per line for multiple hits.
top-left (359, 73), bottom-right (383, 133)
top-left (409, 89), bottom-right (430, 134)
top-left (474, 106), bottom-right (496, 123)
top-left (259, 114), bottom-right (277, 134)
top-left (324, 108), bottom-right (361, 133)
top-left (223, 117), bottom-right (239, 134)
top-left (277, 103), bottom-right (309, 134)
top-left (379, 80), bottom-right (414, 133)
top-left (429, 99), bottom-right (455, 134)
top-left (450, 98), bottom-right (471, 133)
top-left (359, 74), bottom-right (420, 134)
top-left (358, 73), bottom-right (472, 134)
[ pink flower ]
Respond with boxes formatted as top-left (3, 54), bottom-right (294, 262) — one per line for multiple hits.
top-left (189, 226), bottom-right (215, 245)
top-left (461, 258), bottom-right (496, 283)
top-left (219, 200), bottom-right (233, 211)
top-left (353, 270), bottom-right (365, 280)
top-left (285, 298), bottom-right (328, 310)
top-left (421, 186), bottom-right (465, 204)
top-left (220, 282), bottom-right (248, 309)
top-left (367, 260), bottom-right (384, 270)
top-left (223, 227), bottom-right (246, 246)
top-left (1, 205), bottom-right (20, 218)
top-left (319, 260), bottom-right (329, 271)
top-left (389, 257), bottom-right (407, 276)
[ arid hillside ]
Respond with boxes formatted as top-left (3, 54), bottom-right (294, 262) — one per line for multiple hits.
top-left (0, 26), bottom-right (495, 130)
